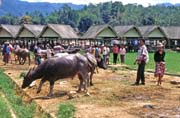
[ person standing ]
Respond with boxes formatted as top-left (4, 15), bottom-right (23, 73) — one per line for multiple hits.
top-left (119, 45), bottom-right (126, 64)
top-left (133, 39), bottom-right (149, 85)
top-left (46, 44), bottom-right (52, 59)
top-left (106, 46), bottom-right (110, 65)
top-left (154, 43), bottom-right (165, 86)
top-left (112, 44), bottom-right (119, 64)
top-left (34, 43), bottom-right (42, 65)
top-left (2, 42), bottom-right (11, 65)
top-left (8, 43), bottom-right (14, 64)
top-left (95, 45), bottom-right (100, 59)
top-left (103, 46), bottom-right (108, 64)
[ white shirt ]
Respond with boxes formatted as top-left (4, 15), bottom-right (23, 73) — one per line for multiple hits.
top-left (46, 48), bottom-right (52, 58)
top-left (137, 45), bottom-right (149, 63)
top-left (103, 47), bottom-right (108, 55)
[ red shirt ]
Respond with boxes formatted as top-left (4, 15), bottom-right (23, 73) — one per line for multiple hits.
top-left (113, 46), bottom-right (119, 54)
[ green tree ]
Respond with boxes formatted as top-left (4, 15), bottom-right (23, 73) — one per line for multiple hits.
top-left (57, 5), bottom-right (79, 27)
top-left (20, 15), bottom-right (32, 24)
top-left (0, 14), bottom-right (19, 24)
top-left (30, 11), bottom-right (45, 24)
top-left (78, 16), bottom-right (93, 32)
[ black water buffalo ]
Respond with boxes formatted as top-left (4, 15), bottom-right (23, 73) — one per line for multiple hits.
top-left (22, 54), bottom-right (89, 97)
top-left (85, 53), bottom-right (107, 86)
top-left (14, 48), bottom-right (31, 65)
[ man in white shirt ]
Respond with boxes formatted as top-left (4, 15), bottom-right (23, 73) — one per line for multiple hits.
top-left (46, 44), bottom-right (52, 59)
top-left (103, 46), bottom-right (108, 63)
top-left (133, 39), bottom-right (149, 85)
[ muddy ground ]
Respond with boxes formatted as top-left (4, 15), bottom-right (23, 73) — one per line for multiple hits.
top-left (1, 58), bottom-right (180, 118)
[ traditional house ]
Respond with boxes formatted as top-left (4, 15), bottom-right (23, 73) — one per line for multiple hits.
top-left (162, 26), bottom-right (180, 49)
top-left (0, 24), bottom-right (21, 43)
top-left (81, 25), bottom-right (118, 46)
top-left (139, 26), bottom-right (168, 49)
top-left (39, 24), bottom-right (79, 47)
top-left (16, 24), bottom-right (45, 49)
top-left (114, 25), bottom-right (142, 51)
top-left (17, 24), bottom-right (44, 39)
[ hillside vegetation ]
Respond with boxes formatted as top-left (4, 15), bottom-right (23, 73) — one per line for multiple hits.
top-left (0, 1), bottom-right (180, 32)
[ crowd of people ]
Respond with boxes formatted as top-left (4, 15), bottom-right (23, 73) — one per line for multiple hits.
top-left (86, 39), bottom-right (166, 86)
top-left (0, 41), bottom-right (66, 65)
top-left (1, 39), bottom-right (166, 86)
top-left (86, 44), bottom-right (127, 65)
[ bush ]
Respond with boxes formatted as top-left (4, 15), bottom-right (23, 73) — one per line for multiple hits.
top-left (57, 103), bottom-right (76, 118)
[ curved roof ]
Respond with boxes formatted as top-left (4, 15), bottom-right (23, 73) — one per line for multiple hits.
top-left (0, 24), bottom-right (21, 38)
top-left (40, 24), bottom-right (79, 39)
top-left (17, 24), bottom-right (45, 38)
top-left (162, 26), bottom-right (180, 40)
top-left (114, 25), bottom-right (142, 37)
top-left (138, 25), bottom-right (167, 38)
top-left (81, 25), bottom-right (118, 39)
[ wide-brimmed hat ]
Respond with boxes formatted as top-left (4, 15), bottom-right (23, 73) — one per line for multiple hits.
top-left (156, 42), bottom-right (164, 48)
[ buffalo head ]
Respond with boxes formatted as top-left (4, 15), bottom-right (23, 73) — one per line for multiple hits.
top-left (97, 58), bottom-right (107, 69)
top-left (21, 68), bottom-right (34, 89)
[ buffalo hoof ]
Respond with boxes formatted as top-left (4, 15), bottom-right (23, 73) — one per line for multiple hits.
top-left (85, 92), bottom-right (90, 96)
top-left (76, 89), bottom-right (81, 93)
top-left (90, 83), bottom-right (94, 86)
top-left (36, 90), bottom-right (40, 94)
top-left (47, 93), bottom-right (53, 98)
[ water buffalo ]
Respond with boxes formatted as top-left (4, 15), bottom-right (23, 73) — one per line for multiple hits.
top-left (54, 52), bottom-right (107, 85)
top-left (53, 52), bottom-right (69, 58)
top-left (14, 48), bottom-right (31, 65)
top-left (22, 54), bottom-right (89, 97)
top-left (53, 52), bottom-right (107, 86)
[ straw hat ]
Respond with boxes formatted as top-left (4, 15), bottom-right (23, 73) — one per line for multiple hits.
top-left (156, 42), bottom-right (164, 48)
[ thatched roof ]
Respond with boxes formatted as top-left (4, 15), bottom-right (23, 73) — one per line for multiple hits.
top-left (162, 27), bottom-right (180, 40)
top-left (81, 25), bottom-right (117, 39)
top-left (0, 24), bottom-right (21, 38)
top-left (17, 24), bottom-right (45, 38)
top-left (114, 25), bottom-right (141, 37)
top-left (40, 24), bottom-right (79, 39)
top-left (138, 25), bottom-right (167, 38)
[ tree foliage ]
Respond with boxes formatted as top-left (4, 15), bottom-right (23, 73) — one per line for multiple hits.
top-left (0, 2), bottom-right (180, 32)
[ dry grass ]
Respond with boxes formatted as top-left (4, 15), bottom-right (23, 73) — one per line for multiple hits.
top-left (0, 55), bottom-right (180, 118)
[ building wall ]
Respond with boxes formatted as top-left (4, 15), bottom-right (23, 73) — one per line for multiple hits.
top-left (19, 29), bottom-right (34, 38)
top-left (124, 28), bottom-right (141, 38)
top-left (97, 28), bottom-right (117, 38)
top-left (41, 28), bottom-right (59, 38)
top-left (148, 28), bottom-right (165, 38)
top-left (0, 30), bottom-right (12, 38)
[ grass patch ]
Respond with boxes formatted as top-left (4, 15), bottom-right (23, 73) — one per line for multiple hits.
top-left (109, 51), bottom-right (180, 74)
top-left (0, 97), bottom-right (11, 118)
top-left (0, 69), bottom-right (36, 118)
top-left (57, 102), bottom-right (76, 118)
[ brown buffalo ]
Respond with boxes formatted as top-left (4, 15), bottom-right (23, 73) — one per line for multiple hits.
top-left (14, 48), bottom-right (31, 65)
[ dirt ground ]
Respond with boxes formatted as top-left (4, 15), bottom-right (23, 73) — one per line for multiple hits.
top-left (1, 57), bottom-right (180, 118)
